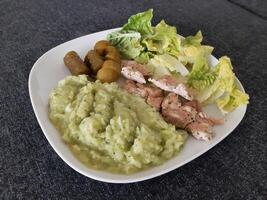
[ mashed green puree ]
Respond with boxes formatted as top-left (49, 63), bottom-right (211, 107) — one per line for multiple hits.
top-left (49, 75), bottom-right (187, 174)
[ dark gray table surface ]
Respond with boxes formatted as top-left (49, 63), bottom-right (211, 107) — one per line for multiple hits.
top-left (0, 0), bottom-right (266, 199)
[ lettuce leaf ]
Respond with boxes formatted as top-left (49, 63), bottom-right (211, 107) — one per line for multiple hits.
top-left (178, 31), bottom-right (213, 65)
top-left (188, 55), bottom-right (216, 90)
top-left (108, 10), bottom-right (182, 63)
top-left (122, 9), bottom-right (153, 36)
top-left (216, 87), bottom-right (249, 114)
top-left (149, 54), bottom-right (189, 76)
top-left (191, 55), bottom-right (249, 113)
top-left (107, 30), bottom-right (143, 59)
top-left (143, 20), bottom-right (181, 56)
top-left (193, 56), bottom-right (235, 103)
top-left (134, 51), bottom-right (154, 64)
top-left (178, 45), bottom-right (214, 65)
top-left (182, 31), bottom-right (203, 46)
top-left (202, 57), bottom-right (235, 104)
top-left (147, 57), bottom-right (172, 78)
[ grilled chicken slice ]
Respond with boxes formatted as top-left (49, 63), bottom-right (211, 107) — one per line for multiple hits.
top-left (136, 82), bottom-right (162, 97)
top-left (161, 93), bottom-right (196, 128)
top-left (147, 96), bottom-right (164, 110)
top-left (121, 60), bottom-right (152, 84)
top-left (148, 75), bottom-right (193, 100)
top-left (186, 122), bottom-right (214, 141)
top-left (124, 79), bottom-right (223, 141)
top-left (121, 61), bottom-right (193, 100)
top-left (161, 93), bottom-right (223, 141)
top-left (183, 100), bottom-right (202, 112)
top-left (124, 80), bottom-right (163, 110)
top-left (124, 80), bottom-right (147, 97)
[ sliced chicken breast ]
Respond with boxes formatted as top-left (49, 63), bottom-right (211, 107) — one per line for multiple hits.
top-left (161, 93), bottom-right (222, 141)
top-left (124, 80), bottom-right (223, 141)
top-left (148, 75), bottom-right (193, 100)
top-left (124, 80), bottom-right (163, 110)
top-left (121, 60), bottom-right (152, 84)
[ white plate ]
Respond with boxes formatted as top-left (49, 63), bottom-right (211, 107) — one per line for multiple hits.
top-left (28, 28), bottom-right (247, 183)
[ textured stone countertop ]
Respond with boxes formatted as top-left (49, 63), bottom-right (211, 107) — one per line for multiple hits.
top-left (0, 0), bottom-right (266, 199)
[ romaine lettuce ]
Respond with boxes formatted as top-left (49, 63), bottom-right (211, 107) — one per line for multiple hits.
top-left (134, 51), bottom-right (154, 64)
top-left (107, 10), bottom-right (182, 63)
top-left (189, 56), bottom-right (249, 111)
top-left (182, 31), bottom-right (203, 46)
top-left (216, 87), bottom-right (249, 114)
top-left (143, 20), bottom-right (181, 56)
top-left (177, 31), bottom-right (213, 65)
top-left (188, 55), bottom-right (216, 90)
top-left (193, 56), bottom-right (235, 103)
top-left (122, 9), bottom-right (153, 36)
top-left (149, 54), bottom-right (189, 77)
top-left (107, 30), bottom-right (143, 59)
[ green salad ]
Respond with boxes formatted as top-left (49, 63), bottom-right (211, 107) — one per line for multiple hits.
top-left (107, 9), bottom-right (249, 113)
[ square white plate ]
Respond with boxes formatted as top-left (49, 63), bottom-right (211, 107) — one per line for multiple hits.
top-left (28, 28), bottom-right (247, 183)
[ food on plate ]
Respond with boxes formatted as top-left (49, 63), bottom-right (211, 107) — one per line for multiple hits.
top-left (93, 40), bottom-right (121, 64)
top-left (49, 9), bottom-right (250, 173)
top-left (63, 51), bottom-right (90, 75)
top-left (62, 9), bottom-right (249, 141)
top-left (121, 65), bottom-right (146, 84)
top-left (148, 75), bottom-right (193, 100)
top-left (102, 60), bottom-right (121, 74)
top-left (124, 80), bottom-right (223, 141)
top-left (94, 40), bottom-right (110, 55)
top-left (64, 40), bottom-right (121, 83)
top-left (96, 60), bottom-right (121, 83)
top-left (161, 93), bottom-right (223, 141)
top-left (49, 75), bottom-right (187, 174)
top-left (96, 67), bottom-right (120, 83)
top-left (104, 46), bottom-right (121, 64)
top-left (124, 80), bottom-right (163, 110)
top-left (216, 87), bottom-right (249, 114)
top-left (107, 9), bottom-right (181, 64)
top-left (107, 9), bottom-right (248, 113)
top-left (121, 61), bottom-right (192, 100)
top-left (148, 54), bottom-right (189, 77)
top-left (84, 50), bottom-right (104, 73)
top-left (121, 60), bottom-right (151, 83)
